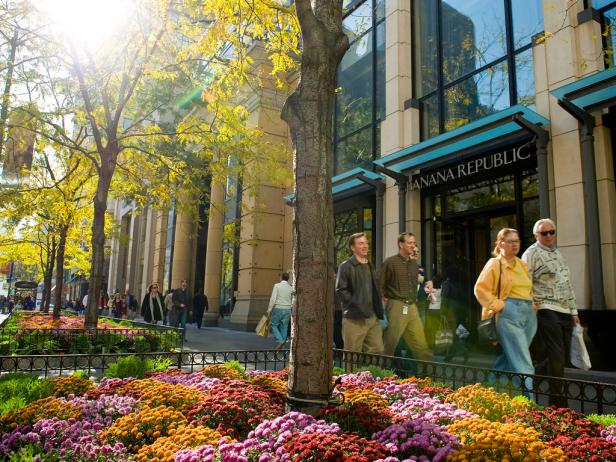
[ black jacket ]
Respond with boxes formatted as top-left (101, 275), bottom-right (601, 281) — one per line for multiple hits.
top-left (336, 255), bottom-right (383, 319)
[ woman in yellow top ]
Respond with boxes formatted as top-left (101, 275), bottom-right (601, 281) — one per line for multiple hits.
top-left (474, 228), bottom-right (537, 396)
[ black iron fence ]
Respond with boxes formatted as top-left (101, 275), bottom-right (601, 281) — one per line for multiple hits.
top-left (0, 349), bottom-right (614, 415)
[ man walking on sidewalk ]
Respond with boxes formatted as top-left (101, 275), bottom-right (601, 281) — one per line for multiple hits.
top-left (172, 280), bottom-right (193, 338)
top-left (522, 218), bottom-right (579, 407)
top-left (336, 232), bottom-right (384, 354)
top-left (268, 272), bottom-right (293, 349)
top-left (381, 232), bottom-right (432, 360)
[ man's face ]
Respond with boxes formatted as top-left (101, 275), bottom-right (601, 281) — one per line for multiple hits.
top-left (536, 222), bottom-right (556, 248)
top-left (399, 235), bottom-right (417, 258)
top-left (350, 236), bottom-right (370, 259)
top-left (181, 280), bottom-right (187, 289)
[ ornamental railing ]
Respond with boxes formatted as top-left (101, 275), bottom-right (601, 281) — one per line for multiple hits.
top-left (0, 349), bottom-right (613, 415)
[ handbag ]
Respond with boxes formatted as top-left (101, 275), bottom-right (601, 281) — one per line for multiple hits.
top-left (477, 264), bottom-right (500, 345)
top-left (255, 311), bottom-right (271, 337)
top-left (570, 324), bottom-right (591, 370)
top-left (434, 315), bottom-right (454, 350)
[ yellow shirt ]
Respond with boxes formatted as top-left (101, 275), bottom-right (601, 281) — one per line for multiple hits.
top-left (508, 259), bottom-right (533, 300)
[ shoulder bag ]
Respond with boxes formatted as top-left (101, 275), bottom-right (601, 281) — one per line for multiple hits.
top-left (477, 263), bottom-right (500, 345)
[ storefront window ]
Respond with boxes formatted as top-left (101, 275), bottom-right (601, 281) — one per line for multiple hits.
top-left (593, 1), bottom-right (616, 66)
top-left (444, 176), bottom-right (515, 214)
top-left (334, 0), bottom-right (385, 175)
top-left (413, 0), bottom-right (543, 139)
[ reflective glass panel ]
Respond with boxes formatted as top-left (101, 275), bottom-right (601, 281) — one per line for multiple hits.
top-left (523, 198), bottom-right (540, 247)
top-left (605, 7), bottom-right (616, 67)
top-left (343, 0), bottom-right (373, 42)
top-left (421, 92), bottom-right (441, 139)
top-left (444, 176), bottom-right (515, 214)
top-left (413, 0), bottom-right (438, 97)
top-left (375, 0), bottom-right (385, 22)
top-left (336, 33), bottom-right (373, 137)
top-left (376, 22), bottom-right (386, 120)
top-left (441, 0), bottom-right (507, 84)
top-left (335, 210), bottom-right (359, 266)
top-left (515, 49), bottom-right (535, 108)
top-left (443, 62), bottom-right (509, 131)
top-left (522, 171), bottom-right (539, 198)
top-left (593, 0), bottom-right (616, 9)
top-left (335, 127), bottom-right (373, 174)
top-left (511, 0), bottom-right (544, 49)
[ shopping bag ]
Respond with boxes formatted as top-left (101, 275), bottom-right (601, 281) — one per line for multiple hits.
top-left (570, 324), bottom-right (591, 370)
top-left (255, 312), bottom-right (271, 337)
top-left (434, 316), bottom-right (454, 351)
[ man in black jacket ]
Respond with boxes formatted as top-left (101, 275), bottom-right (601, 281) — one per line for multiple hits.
top-left (335, 232), bottom-right (384, 354)
top-left (172, 279), bottom-right (193, 336)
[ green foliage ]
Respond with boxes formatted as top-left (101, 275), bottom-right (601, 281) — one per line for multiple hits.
top-left (223, 360), bottom-right (246, 378)
top-left (72, 370), bottom-right (90, 379)
top-left (0, 373), bottom-right (54, 415)
top-left (133, 335), bottom-right (151, 353)
top-left (588, 413), bottom-right (616, 427)
top-left (68, 333), bottom-right (93, 354)
top-left (511, 394), bottom-right (538, 409)
top-left (103, 355), bottom-right (172, 379)
top-left (7, 443), bottom-right (44, 462)
top-left (354, 365), bottom-right (395, 379)
top-left (333, 366), bottom-right (345, 376)
top-left (151, 356), bottom-right (173, 373)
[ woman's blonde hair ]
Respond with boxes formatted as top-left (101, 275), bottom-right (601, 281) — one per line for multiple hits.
top-left (492, 228), bottom-right (518, 257)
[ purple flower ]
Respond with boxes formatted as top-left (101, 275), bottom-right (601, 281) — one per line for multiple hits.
top-left (372, 419), bottom-right (461, 462)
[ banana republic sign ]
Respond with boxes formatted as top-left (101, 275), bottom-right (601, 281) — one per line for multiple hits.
top-left (410, 143), bottom-right (534, 191)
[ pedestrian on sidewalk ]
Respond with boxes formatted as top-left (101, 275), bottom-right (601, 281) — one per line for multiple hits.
top-left (336, 232), bottom-right (384, 355)
top-left (141, 283), bottom-right (165, 324)
top-left (172, 280), bottom-right (192, 336)
top-left (164, 289), bottom-right (174, 326)
top-left (522, 218), bottom-right (579, 408)
top-left (268, 272), bottom-right (293, 349)
top-left (193, 289), bottom-right (208, 329)
top-left (475, 227), bottom-right (537, 399)
top-left (380, 232), bottom-right (431, 360)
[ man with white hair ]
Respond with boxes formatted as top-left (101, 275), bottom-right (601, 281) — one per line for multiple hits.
top-left (522, 218), bottom-right (579, 407)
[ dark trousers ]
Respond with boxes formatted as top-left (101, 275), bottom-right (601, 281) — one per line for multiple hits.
top-left (334, 310), bottom-right (344, 349)
top-left (194, 306), bottom-right (204, 328)
top-left (534, 309), bottom-right (574, 407)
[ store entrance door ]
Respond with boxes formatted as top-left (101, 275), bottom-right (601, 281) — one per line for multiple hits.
top-left (435, 209), bottom-right (517, 332)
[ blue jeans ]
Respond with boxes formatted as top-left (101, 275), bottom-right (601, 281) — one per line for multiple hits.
top-left (490, 298), bottom-right (537, 398)
top-left (271, 308), bottom-right (291, 343)
top-left (173, 308), bottom-right (188, 337)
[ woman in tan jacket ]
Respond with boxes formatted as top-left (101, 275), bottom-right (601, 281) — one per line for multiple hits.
top-left (474, 228), bottom-right (537, 397)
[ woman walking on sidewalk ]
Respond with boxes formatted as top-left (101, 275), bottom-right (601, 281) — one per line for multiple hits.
top-left (475, 228), bottom-right (537, 398)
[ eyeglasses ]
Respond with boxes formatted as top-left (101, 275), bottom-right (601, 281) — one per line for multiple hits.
top-left (504, 239), bottom-right (520, 244)
top-left (539, 230), bottom-right (556, 236)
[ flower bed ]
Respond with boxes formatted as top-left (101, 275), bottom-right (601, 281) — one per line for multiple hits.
top-left (0, 312), bottom-right (181, 354)
top-left (0, 362), bottom-right (615, 461)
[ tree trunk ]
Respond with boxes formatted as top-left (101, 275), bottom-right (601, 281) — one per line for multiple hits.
top-left (42, 238), bottom-right (57, 313)
top-left (85, 167), bottom-right (113, 327)
top-left (0, 29), bottom-right (18, 159)
top-left (281, 0), bottom-right (349, 413)
top-left (53, 225), bottom-right (68, 319)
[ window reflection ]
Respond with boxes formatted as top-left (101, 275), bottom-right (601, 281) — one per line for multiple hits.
top-left (444, 175), bottom-right (516, 214)
top-left (335, 210), bottom-right (359, 266)
top-left (511, 0), bottom-right (544, 48)
top-left (343, 0), bottom-right (373, 41)
top-left (442, 0), bottom-right (506, 83)
top-left (413, 0), bottom-right (543, 138)
top-left (336, 34), bottom-right (373, 138)
top-left (336, 128), bottom-right (372, 173)
top-left (444, 62), bottom-right (509, 131)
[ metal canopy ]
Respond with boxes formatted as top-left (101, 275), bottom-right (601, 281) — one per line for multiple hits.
top-left (551, 66), bottom-right (616, 112)
top-left (374, 104), bottom-right (549, 173)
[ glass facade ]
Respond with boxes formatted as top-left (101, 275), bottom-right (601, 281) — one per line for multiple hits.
top-left (412, 0), bottom-right (543, 139)
top-left (334, 0), bottom-right (385, 175)
top-left (592, 0), bottom-right (616, 66)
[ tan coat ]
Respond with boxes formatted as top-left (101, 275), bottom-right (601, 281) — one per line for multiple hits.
top-left (474, 254), bottom-right (532, 321)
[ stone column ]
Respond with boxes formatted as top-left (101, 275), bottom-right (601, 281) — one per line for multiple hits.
top-left (170, 207), bottom-right (194, 289)
top-left (203, 180), bottom-right (225, 326)
top-left (150, 209), bottom-right (168, 290)
top-left (380, 0), bottom-right (415, 256)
